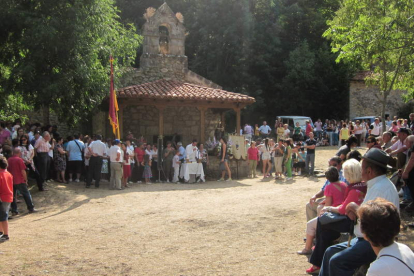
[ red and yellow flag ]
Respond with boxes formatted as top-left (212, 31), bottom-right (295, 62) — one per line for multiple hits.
top-left (109, 55), bottom-right (120, 139)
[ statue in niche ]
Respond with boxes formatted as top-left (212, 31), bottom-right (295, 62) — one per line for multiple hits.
top-left (159, 26), bottom-right (169, 55)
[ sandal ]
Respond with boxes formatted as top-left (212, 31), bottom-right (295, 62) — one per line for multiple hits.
top-left (306, 266), bottom-right (320, 274)
top-left (297, 249), bottom-right (312, 255)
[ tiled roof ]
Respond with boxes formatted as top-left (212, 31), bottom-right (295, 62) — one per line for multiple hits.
top-left (117, 79), bottom-right (255, 103)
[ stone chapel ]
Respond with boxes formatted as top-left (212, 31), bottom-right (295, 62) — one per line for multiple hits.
top-left (93, 3), bottom-right (255, 145)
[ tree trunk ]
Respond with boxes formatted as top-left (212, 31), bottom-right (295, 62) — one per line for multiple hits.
top-left (42, 104), bottom-right (50, 126)
top-left (381, 93), bottom-right (387, 132)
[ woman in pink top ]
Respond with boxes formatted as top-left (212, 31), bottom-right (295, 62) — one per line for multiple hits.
top-left (307, 158), bottom-right (367, 274)
top-left (298, 166), bottom-right (347, 256)
top-left (247, 141), bottom-right (259, 178)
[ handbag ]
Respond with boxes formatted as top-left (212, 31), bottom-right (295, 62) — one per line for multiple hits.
top-left (319, 211), bottom-right (347, 225)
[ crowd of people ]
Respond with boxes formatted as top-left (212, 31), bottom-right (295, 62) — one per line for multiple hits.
top-left (1, 115), bottom-right (414, 275)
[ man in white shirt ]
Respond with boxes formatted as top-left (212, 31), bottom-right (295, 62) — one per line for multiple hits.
top-left (385, 127), bottom-right (409, 169)
top-left (125, 139), bottom-right (135, 183)
top-left (108, 139), bottom-right (123, 190)
top-left (259, 121), bottom-right (271, 139)
top-left (86, 135), bottom-right (107, 188)
top-left (185, 139), bottom-right (198, 162)
top-left (369, 118), bottom-right (382, 137)
top-left (319, 148), bottom-right (399, 276)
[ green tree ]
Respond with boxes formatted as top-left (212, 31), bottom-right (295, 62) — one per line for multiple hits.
top-left (324, 0), bottom-right (414, 129)
top-left (0, 0), bottom-right (140, 125)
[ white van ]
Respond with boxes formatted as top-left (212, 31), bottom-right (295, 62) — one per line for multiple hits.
top-left (276, 116), bottom-right (314, 136)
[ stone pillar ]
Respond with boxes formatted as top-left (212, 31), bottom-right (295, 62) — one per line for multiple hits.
top-left (198, 107), bottom-right (207, 143)
top-left (156, 106), bottom-right (165, 136)
top-left (234, 107), bottom-right (241, 135)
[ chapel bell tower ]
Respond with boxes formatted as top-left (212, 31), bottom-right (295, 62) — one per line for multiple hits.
top-left (140, 3), bottom-right (188, 74)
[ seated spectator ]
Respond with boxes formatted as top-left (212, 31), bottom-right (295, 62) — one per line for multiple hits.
top-left (336, 136), bottom-right (358, 161)
top-left (298, 166), bottom-right (347, 256)
top-left (359, 198), bottom-right (414, 275)
top-left (381, 132), bottom-right (393, 150)
top-left (366, 135), bottom-right (382, 152)
top-left (306, 157), bottom-right (346, 222)
top-left (307, 159), bottom-right (367, 273)
top-left (318, 148), bottom-right (399, 276)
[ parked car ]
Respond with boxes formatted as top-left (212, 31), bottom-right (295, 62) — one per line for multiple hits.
top-left (276, 116), bottom-right (314, 137)
top-left (352, 116), bottom-right (377, 124)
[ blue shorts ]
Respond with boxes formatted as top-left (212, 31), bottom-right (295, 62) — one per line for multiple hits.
top-left (0, 202), bottom-right (11, 221)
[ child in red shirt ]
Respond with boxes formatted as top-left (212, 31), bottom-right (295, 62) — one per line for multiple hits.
top-left (247, 141), bottom-right (259, 178)
top-left (0, 156), bottom-right (13, 242)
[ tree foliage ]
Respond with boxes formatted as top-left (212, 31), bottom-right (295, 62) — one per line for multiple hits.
top-left (0, 0), bottom-right (141, 125)
top-left (116, 0), bottom-right (353, 125)
top-left (324, 0), bottom-right (414, 128)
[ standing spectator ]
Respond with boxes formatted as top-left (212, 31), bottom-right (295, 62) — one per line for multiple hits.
top-left (133, 143), bottom-right (146, 184)
top-left (151, 144), bottom-right (159, 182)
top-left (244, 123), bottom-right (253, 141)
top-left (254, 124), bottom-right (260, 140)
top-left (198, 143), bottom-right (209, 178)
top-left (53, 137), bottom-right (67, 183)
top-left (66, 134), bottom-right (84, 183)
top-left (163, 142), bottom-right (175, 182)
top-left (385, 116), bottom-right (393, 129)
top-left (358, 198), bottom-right (414, 275)
top-left (258, 138), bottom-right (272, 178)
top-left (0, 123), bottom-right (11, 146)
top-left (247, 141), bottom-right (259, 178)
top-left (304, 132), bottom-right (317, 176)
top-left (409, 113), bottom-right (414, 133)
top-left (339, 123), bottom-right (350, 146)
top-left (121, 143), bottom-right (131, 189)
top-left (282, 124), bottom-right (291, 139)
top-left (34, 131), bottom-right (52, 191)
top-left (277, 122), bottom-right (285, 142)
top-left (218, 137), bottom-right (232, 181)
top-left (86, 135), bottom-right (106, 188)
top-left (305, 121), bottom-right (313, 140)
top-left (389, 121), bottom-right (399, 133)
top-left (314, 119), bottom-right (323, 140)
top-left (109, 139), bottom-right (123, 190)
top-left (19, 134), bottom-right (43, 190)
top-left (402, 135), bottom-right (414, 212)
top-left (0, 156), bottom-right (13, 242)
top-left (8, 148), bottom-right (37, 215)
top-left (354, 120), bottom-right (363, 147)
top-left (284, 139), bottom-right (293, 180)
top-left (274, 139), bottom-right (285, 179)
top-left (142, 154), bottom-right (152, 184)
top-left (172, 150), bottom-right (180, 183)
top-left (125, 139), bottom-right (134, 184)
top-left (369, 117), bottom-right (382, 137)
top-left (259, 121), bottom-right (271, 139)
top-left (293, 122), bottom-right (302, 142)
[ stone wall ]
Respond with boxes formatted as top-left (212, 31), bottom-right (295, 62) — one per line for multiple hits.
top-left (349, 80), bottom-right (406, 119)
top-left (120, 105), bottom-right (220, 145)
top-left (21, 108), bottom-right (83, 138)
top-left (206, 156), bottom-right (249, 180)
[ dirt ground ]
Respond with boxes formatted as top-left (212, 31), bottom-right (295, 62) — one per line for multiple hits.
top-left (1, 146), bottom-right (413, 276)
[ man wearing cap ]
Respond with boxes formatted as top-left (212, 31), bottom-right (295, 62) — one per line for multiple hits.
top-left (86, 134), bottom-right (107, 188)
top-left (109, 139), bottom-right (123, 190)
top-left (385, 127), bottom-right (409, 169)
top-left (319, 148), bottom-right (399, 276)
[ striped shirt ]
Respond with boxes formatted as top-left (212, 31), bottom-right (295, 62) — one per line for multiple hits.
top-left (34, 137), bottom-right (50, 153)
